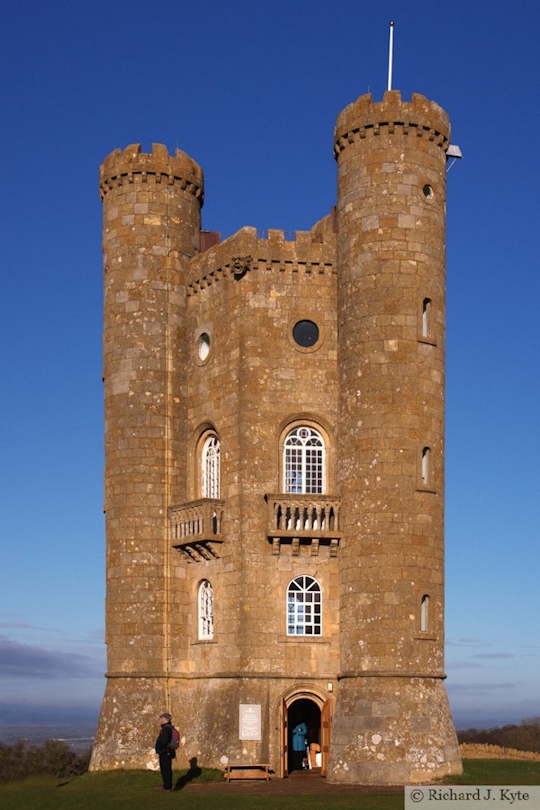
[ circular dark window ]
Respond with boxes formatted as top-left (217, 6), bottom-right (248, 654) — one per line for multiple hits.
top-left (423, 184), bottom-right (434, 201)
top-left (292, 320), bottom-right (319, 348)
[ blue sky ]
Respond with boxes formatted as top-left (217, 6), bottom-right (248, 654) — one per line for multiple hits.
top-left (1, 0), bottom-right (538, 732)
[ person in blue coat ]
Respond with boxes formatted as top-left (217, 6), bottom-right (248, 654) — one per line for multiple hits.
top-left (291, 721), bottom-right (308, 771)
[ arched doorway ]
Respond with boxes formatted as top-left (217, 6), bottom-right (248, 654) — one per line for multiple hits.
top-left (281, 688), bottom-right (332, 778)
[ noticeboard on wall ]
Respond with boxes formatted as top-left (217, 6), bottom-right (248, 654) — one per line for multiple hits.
top-left (239, 704), bottom-right (261, 740)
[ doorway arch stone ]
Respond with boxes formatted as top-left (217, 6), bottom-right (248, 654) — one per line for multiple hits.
top-left (280, 685), bottom-right (332, 777)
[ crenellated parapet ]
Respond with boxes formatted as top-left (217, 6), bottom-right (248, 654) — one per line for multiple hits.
top-left (99, 142), bottom-right (204, 204)
top-left (186, 222), bottom-right (336, 295)
top-left (334, 90), bottom-right (450, 157)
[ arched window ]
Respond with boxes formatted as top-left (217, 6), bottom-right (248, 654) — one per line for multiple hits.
top-left (287, 575), bottom-right (322, 636)
top-left (202, 434), bottom-right (220, 498)
top-left (198, 580), bottom-right (214, 640)
top-left (420, 594), bottom-right (429, 633)
top-left (283, 426), bottom-right (325, 494)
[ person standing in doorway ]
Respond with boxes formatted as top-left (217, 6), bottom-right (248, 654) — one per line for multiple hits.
top-left (155, 712), bottom-right (175, 791)
top-left (291, 720), bottom-right (308, 771)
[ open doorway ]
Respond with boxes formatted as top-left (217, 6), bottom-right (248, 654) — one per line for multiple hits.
top-left (287, 697), bottom-right (321, 774)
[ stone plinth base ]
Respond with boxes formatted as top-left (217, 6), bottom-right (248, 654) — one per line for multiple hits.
top-left (327, 675), bottom-right (462, 784)
top-left (89, 676), bottom-right (168, 771)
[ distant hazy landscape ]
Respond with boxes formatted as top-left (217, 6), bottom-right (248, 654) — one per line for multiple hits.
top-left (0, 723), bottom-right (95, 754)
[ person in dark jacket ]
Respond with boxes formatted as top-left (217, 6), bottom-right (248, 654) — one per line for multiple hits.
top-left (155, 712), bottom-right (175, 791)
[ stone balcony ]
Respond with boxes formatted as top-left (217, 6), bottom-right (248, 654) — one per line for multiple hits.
top-left (265, 494), bottom-right (341, 556)
top-left (170, 494), bottom-right (342, 561)
top-left (170, 498), bottom-right (225, 562)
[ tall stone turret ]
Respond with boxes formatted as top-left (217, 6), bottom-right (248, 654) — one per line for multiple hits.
top-left (328, 91), bottom-right (461, 783)
top-left (90, 144), bottom-right (203, 768)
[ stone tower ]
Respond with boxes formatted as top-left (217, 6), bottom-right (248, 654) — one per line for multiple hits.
top-left (90, 91), bottom-right (462, 784)
top-left (91, 144), bottom-right (203, 765)
top-left (329, 91), bottom-right (458, 783)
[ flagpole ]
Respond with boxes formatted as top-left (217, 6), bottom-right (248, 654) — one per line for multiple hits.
top-left (387, 21), bottom-right (394, 91)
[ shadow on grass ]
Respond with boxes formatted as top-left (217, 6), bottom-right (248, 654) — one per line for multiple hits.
top-left (173, 757), bottom-right (202, 791)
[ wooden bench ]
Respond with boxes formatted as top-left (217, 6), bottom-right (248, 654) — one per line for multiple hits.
top-left (225, 763), bottom-right (271, 782)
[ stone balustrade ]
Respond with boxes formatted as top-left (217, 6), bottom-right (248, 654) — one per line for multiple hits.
top-left (265, 494), bottom-right (341, 556)
top-left (169, 499), bottom-right (224, 561)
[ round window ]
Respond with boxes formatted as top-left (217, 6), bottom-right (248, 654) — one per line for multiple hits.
top-left (422, 184), bottom-right (434, 202)
top-left (292, 320), bottom-right (319, 348)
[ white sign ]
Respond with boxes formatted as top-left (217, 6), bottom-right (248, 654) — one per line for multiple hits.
top-left (239, 704), bottom-right (261, 740)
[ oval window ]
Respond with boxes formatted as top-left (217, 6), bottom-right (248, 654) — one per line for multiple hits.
top-left (198, 332), bottom-right (211, 361)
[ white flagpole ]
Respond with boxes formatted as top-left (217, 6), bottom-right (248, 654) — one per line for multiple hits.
top-left (387, 21), bottom-right (394, 91)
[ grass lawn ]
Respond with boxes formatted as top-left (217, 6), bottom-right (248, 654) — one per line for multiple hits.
top-left (447, 758), bottom-right (540, 785)
top-left (1, 760), bottom-right (539, 810)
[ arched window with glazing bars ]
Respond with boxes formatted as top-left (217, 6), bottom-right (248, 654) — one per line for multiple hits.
top-left (202, 434), bottom-right (220, 499)
top-left (283, 426), bottom-right (325, 494)
top-left (198, 580), bottom-right (214, 639)
top-left (287, 575), bottom-right (322, 636)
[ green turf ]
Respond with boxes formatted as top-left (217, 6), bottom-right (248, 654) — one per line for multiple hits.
top-left (447, 758), bottom-right (540, 785)
top-left (1, 760), bottom-right (539, 810)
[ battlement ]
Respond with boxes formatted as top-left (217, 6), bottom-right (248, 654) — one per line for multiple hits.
top-left (99, 143), bottom-right (204, 203)
top-left (334, 90), bottom-right (450, 157)
top-left (187, 221), bottom-right (336, 294)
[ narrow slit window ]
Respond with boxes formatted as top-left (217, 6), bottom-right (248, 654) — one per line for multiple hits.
top-left (420, 594), bottom-right (429, 633)
top-left (422, 298), bottom-right (432, 338)
top-left (421, 446), bottom-right (430, 485)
